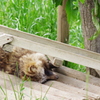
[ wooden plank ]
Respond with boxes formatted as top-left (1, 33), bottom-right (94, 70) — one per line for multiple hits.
top-left (20, 87), bottom-right (66, 100)
top-left (56, 73), bottom-right (100, 95)
top-left (14, 84), bottom-right (85, 100)
top-left (57, 5), bottom-right (69, 43)
top-left (0, 25), bottom-right (100, 70)
top-left (0, 87), bottom-right (64, 100)
top-left (0, 71), bottom-right (85, 100)
top-left (0, 71), bottom-right (100, 100)
top-left (56, 66), bottom-right (100, 86)
top-left (45, 81), bottom-right (100, 100)
top-left (0, 72), bottom-right (100, 100)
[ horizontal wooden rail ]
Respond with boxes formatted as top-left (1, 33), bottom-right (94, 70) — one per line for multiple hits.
top-left (0, 25), bottom-right (100, 70)
top-left (0, 34), bottom-right (13, 47)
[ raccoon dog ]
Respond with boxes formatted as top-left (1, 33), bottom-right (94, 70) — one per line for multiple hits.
top-left (0, 47), bottom-right (58, 83)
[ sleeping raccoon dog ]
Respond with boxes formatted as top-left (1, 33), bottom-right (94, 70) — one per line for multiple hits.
top-left (0, 47), bottom-right (58, 83)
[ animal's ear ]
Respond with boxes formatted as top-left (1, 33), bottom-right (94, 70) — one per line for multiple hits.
top-left (30, 66), bottom-right (37, 73)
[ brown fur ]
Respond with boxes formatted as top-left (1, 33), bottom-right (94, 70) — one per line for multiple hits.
top-left (0, 47), bottom-right (58, 83)
top-left (0, 48), bottom-right (10, 71)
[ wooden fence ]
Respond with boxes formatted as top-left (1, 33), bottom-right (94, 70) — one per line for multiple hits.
top-left (0, 25), bottom-right (100, 70)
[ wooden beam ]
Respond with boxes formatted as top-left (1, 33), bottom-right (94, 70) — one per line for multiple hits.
top-left (0, 88), bottom-right (64, 100)
top-left (57, 5), bottom-right (69, 43)
top-left (0, 71), bottom-right (85, 100)
top-left (0, 25), bottom-right (100, 71)
top-left (45, 81), bottom-right (100, 99)
top-left (56, 73), bottom-right (100, 95)
top-left (56, 66), bottom-right (100, 86)
top-left (0, 34), bottom-right (13, 47)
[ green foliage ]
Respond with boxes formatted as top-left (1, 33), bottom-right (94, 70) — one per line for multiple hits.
top-left (0, 0), bottom-right (57, 40)
top-left (67, 62), bottom-right (86, 72)
top-left (0, 0), bottom-right (85, 72)
top-left (90, 0), bottom-right (100, 40)
top-left (66, 0), bottom-right (84, 48)
top-left (52, 0), bottom-right (62, 6)
top-left (66, 0), bottom-right (78, 24)
top-left (69, 19), bottom-right (84, 48)
top-left (0, 86), bottom-right (8, 100)
top-left (79, 0), bottom-right (86, 4)
top-left (18, 81), bottom-right (25, 100)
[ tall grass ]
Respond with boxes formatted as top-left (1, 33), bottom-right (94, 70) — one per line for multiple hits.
top-left (0, 0), bottom-right (85, 72)
top-left (0, 0), bottom-right (57, 40)
top-left (0, 74), bottom-right (50, 100)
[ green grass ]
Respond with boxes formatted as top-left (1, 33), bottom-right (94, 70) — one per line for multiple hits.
top-left (0, 74), bottom-right (50, 100)
top-left (0, 0), bottom-right (85, 72)
top-left (0, 0), bottom-right (57, 40)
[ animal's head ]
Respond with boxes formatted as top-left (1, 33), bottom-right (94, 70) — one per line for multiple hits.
top-left (19, 53), bottom-right (58, 83)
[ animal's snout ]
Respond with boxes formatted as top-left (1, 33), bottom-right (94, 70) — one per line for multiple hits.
top-left (54, 74), bottom-right (59, 79)
top-left (45, 69), bottom-right (59, 80)
top-left (47, 73), bottom-right (59, 80)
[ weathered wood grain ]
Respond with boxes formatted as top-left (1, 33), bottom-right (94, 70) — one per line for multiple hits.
top-left (45, 81), bottom-right (100, 100)
top-left (0, 71), bottom-right (85, 100)
top-left (56, 66), bottom-right (100, 86)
